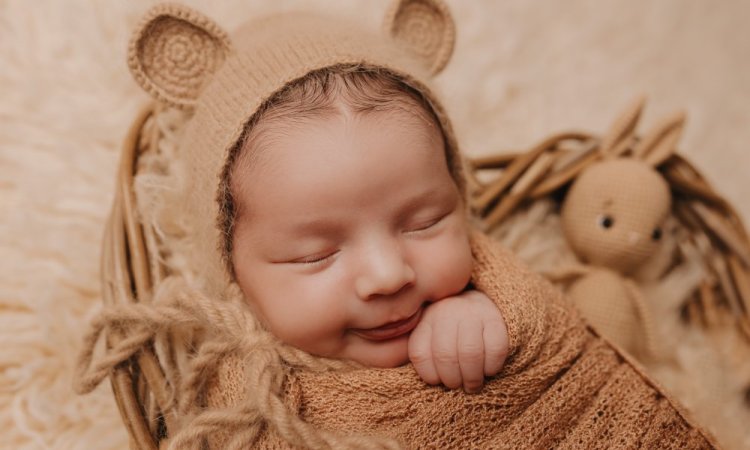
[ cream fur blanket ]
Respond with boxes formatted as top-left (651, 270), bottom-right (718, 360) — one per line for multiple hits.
top-left (1, 1), bottom-right (748, 449)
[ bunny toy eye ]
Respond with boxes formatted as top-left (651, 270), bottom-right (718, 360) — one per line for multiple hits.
top-left (651, 228), bottom-right (663, 241)
top-left (598, 215), bottom-right (614, 229)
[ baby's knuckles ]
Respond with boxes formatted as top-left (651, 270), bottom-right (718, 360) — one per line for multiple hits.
top-left (410, 290), bottom-right (508, 391)
top-left (423, 290), bottom-right (498, 321)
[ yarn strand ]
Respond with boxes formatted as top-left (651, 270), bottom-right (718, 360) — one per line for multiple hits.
top-left (74, 275), bottom-right (401, 449)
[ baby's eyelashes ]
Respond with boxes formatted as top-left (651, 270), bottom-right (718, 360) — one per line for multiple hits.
top-left (282, 250), bottom-right (340, 269)
top-left (269, 249), bottom-right (340, 271)
top-left (405, 217), bottom-right (443, 233)
top-left (403, 211), bottom-right (451, 235)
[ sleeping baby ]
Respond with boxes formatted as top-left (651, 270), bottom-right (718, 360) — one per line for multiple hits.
top-left (75, 1), bottom-right (718, 448)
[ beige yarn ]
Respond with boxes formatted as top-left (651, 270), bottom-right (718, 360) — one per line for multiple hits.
top-left (566, 268), bottom-right (659, 357)
top-left (128, 3), bottom-right (232, 109)
top-left (74, 274), bottom-right (389, 449)
top-left (561, 159), bottom-right (672, 274)
top-left (558, 101), bottom-right (683, 359)
top-left (383, 0), bottom-right (455, 74)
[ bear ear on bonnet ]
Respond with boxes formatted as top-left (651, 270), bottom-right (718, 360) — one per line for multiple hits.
top-left (384, 0), bottom-right (456, 76)
top-left (127, 4), bottom-right (232, 109)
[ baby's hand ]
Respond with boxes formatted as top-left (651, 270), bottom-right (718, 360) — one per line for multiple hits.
top-left (408, 290), bottom-right (509, 393)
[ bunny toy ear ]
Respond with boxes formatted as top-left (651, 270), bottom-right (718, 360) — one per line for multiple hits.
top-left (632, 110), bottom-right (686, 167)
top-left (384, 0), bottom-right (456, 76)
top-left (599, 95), bottom-right (647, 158)
top-left (127, 4), bottom-right (232, 109)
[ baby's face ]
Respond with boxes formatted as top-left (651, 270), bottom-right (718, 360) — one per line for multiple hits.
top-left (231, 107), bottom-right (473, 368)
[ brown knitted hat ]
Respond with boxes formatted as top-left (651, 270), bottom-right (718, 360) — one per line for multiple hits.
top-left (126, 0), bottom-right (462, 297)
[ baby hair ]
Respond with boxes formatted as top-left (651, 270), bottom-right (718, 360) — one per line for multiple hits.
top-left (219, 64), bottom-right (446, 276)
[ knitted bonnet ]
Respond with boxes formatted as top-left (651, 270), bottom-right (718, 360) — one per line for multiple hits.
top-left (127, 0), bottom-right (463, 297)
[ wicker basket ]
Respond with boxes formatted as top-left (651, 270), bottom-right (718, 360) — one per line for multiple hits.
top-left (467, 104), bottom-right (750, 446)
top-left (101, 100), bottom-right (750, 448)
top-left (467, 102), bottom-right (750, 341)
top-left (102, 103), bottom-right (174, 450)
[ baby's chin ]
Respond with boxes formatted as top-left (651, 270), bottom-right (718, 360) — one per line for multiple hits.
top-left (344, 334), bottom-right (411, 368)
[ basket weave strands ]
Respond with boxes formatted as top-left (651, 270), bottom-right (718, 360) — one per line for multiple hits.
top-left (468, 102), bottom-right (750, 343)
top-left (102, 104), bottom-right (173, 450)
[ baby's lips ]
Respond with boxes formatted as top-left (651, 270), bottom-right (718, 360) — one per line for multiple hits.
top-left (350, 307), bottom-right (424, 341)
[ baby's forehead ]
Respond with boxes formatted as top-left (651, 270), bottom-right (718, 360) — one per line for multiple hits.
top-left (238, 104), bottom-right (446, 177)
top-left (229, 110), bottom-right (457, 223)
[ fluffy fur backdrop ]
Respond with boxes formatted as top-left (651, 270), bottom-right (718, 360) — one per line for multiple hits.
top-left (1, 0), bottom-right (748, 448)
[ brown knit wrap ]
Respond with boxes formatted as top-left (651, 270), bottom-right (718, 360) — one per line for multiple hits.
top-left (207, 231), bottom-right (717, 449)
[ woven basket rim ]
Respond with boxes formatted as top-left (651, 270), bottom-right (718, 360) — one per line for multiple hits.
top-left (468, 105), bottom-right (750, 340)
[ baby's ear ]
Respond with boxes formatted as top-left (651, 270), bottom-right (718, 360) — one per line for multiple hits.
top-left (632, 111), bottom-right (686, 167)
top-left (384, 0), bottom-right (455, 75)
top-left (127, 4), bottom-right (232, 109)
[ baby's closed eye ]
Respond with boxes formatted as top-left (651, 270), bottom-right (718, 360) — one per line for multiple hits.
top-left (403, 212), bottom-right (450, 234)
top-left (288, 250), bottom-right (340, 266)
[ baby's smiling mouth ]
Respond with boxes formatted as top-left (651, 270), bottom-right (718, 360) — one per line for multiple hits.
top-left (350, 307), bottom-right (424, 341)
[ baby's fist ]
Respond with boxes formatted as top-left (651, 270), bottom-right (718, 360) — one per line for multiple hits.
top-left (408, 290), bottom-right (509, 393)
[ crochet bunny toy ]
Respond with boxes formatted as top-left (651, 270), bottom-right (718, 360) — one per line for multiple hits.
top-left (560, 99), bottom-right (686, 359)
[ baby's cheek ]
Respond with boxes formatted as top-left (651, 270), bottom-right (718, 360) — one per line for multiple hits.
top-left (424, 230), bottom-right (473, 299)
top-left (264, 287), bottom-right (351, 355)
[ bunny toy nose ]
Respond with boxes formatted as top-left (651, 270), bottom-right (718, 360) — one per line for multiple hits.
top-left (628, 231), bottom-right (642, 245)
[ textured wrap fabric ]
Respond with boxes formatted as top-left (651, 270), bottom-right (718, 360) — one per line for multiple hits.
top-left (207, 231), bottom-right (716, 449)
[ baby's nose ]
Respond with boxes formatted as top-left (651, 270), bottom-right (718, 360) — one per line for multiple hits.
top-left (355, 241), bottom-right (415, 300)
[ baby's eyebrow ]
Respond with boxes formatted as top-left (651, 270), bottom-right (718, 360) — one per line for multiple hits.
top-left (285, 218), bottom-right (344, 237)
top-left (396, 187), bottom-right (454, 216)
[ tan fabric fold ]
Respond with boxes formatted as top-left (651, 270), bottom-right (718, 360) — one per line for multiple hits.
top-left (207, 231), bottom-right (717, 449)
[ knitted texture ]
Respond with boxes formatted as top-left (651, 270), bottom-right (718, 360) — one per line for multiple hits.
top-left (206, 232), bottom-right (716, 449)
top-left (126, 1), bottom-right (463, 300)
top-left (128, 4), bottom-right (232, 109)
top-left (559, 158), bottom-right (671, 357)
top-left (383, 0), bottom-right (454, 74)
top-left (566, 269), bottom-right (640, 352)
top-left (561, 159), bottom-right (672, 275)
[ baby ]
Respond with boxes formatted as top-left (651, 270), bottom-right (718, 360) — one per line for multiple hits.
top-left (74, 1), bottom-right (717, 448)
top-left (226, 68), bottom-right (509, 393)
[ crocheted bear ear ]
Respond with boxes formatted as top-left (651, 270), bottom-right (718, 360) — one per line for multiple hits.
top-left (384, 0), bottom-right (456, 75)
top-left (127, 4), bottom-right (232, 109)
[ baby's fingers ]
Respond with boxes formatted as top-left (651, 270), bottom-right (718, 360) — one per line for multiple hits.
top-left (458, 320), bottom-right (485, 393)
top-left (483, 319), bottom-right (509, 376)
top-left (432, 317), bottom-right (462, 390)
top-left (408, 321), bottom-right (439, 385)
